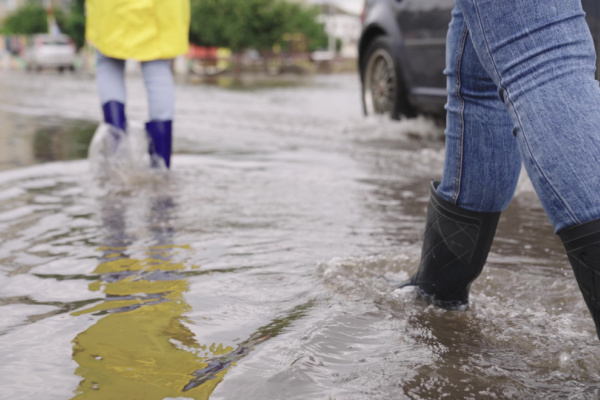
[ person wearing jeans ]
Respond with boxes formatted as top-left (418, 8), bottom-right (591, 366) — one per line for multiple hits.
top-left (401, 0), bottom-right (600, 339)
top-left (86, 0), bottom-right (190, 168)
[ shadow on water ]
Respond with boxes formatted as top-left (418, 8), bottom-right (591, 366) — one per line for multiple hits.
top-left (0, 110), bottom-right (96, 171)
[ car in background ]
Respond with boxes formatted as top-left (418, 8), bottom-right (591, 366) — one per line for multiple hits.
top-left (358, 0), bottom-right (600, 120)
top-left (25, 34), bottom-right (76, 73)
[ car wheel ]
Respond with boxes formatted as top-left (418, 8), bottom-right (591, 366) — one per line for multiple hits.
top-left (361, 36), bottom-right (414, 119)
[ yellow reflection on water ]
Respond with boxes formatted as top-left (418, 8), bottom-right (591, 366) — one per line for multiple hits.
top-left (70, 249), bottom-right (232, 400)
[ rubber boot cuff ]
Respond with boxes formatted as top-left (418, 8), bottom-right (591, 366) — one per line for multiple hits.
top-left (146, 120), bottom-right (173, 169)
top-left (102, 101), bottom-right (127, 131)
top-left (558, 217), bottom-right (600, 339)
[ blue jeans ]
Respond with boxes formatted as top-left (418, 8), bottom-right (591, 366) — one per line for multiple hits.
top-left (437, 0), bottom-right (600, 233)
top-left (95, 51), bottom-right (175, 121)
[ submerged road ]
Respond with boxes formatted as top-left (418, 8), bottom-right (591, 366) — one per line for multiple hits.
top-left (0, 70), bottom-right (598, 399)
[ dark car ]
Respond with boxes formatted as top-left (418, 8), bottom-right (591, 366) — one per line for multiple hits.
top-left (359, 0), bottom-right (600, 120)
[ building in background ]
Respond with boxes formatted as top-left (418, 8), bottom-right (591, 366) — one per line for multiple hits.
top-left (0, 0), bottom-right (25, 21)
top-left (316, 3), bottom-right (360, 58)
top-left (289, 0), bottom-right (360, 58)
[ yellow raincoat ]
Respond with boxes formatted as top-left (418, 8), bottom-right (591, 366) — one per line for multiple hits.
top-left (85, 0), bottom-right (190, 61)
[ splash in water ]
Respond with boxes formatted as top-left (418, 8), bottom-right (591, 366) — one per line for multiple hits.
top-left (88, 124), bottom-right (168, 186)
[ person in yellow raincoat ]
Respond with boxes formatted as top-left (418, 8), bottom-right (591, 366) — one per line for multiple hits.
top-left (86, 0), bottom-right (190, 168)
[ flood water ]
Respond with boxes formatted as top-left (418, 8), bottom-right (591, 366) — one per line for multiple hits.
top-left (0, 70), bottom-right (599, 400)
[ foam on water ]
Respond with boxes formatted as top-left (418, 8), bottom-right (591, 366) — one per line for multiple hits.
top-left (348, 115), bottom-right (445, 143)
top-left (88, 123), bottom-right (171, 188)
top-left (313, 251), bottom-right (600, 399)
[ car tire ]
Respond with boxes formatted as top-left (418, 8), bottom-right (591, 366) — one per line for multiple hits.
top-left (361, 36), bottom-right (415, 120)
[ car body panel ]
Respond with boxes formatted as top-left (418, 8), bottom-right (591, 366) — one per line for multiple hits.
top-left (396, 0), bottom-right (451, 91)
top-left (582, 0), bottom-right (600, 73)
top-left (359, 0), bottom-right (405, 72)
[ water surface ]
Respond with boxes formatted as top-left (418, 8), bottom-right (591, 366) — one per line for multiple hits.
top-left (0, 71), bottom-right (598, 400)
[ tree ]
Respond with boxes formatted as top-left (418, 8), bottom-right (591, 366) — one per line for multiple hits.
top-left (189, 0), bottom-right (230, 48)
top-left (189, 0), bottom-right (326, 52)
top-left (190, 0), bottom-right (288, 52)
top-left (1, 0), bottom-right (84, 48)
top-left (282, 3), bottom-right (327, 52)
top-left (61, 0), bottom-right (86, 49)
top-left (1, 2), bottom-right (48, 35)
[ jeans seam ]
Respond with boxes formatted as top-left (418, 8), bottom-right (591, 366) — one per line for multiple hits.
top-left (471, 1), bottom-right (581, 226)
top-left (452, 24), bottom-right (470, 205)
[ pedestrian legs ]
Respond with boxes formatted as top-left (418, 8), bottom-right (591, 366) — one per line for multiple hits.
top-left (399, 3), bottom-right (521, 308)
top-left (95, 51), bottom-right (127, 131)
top-left (408, 0), bottom-right (600, 337)
top-left (141, 59), bottom-right (175, 168)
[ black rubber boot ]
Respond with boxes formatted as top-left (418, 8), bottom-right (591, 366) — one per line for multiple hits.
top-left (558, 218), bottom-right (600, 339)
top-left (399, 181), bottom-right (501, 309)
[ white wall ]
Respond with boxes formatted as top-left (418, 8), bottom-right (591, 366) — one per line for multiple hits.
top-left (317, 12), bottom-right (361, 58)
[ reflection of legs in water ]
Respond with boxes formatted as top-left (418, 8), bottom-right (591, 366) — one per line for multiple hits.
top-left (73, 189), bottom-right (314, 397)
top-left (71, 256), bottom-right (230, 399)
top-left (141, 59), bottom-right (175, 168)
top-left (95, 51), bottom-right (127, 131)
top-left (98, 195), bottom-right (132, 258)
top-left (406, 0), bottom-right (600, 337)
top-left (147, 195), bottom-right (176, 251)
top-left (71, 193), bottom-right (232, 399)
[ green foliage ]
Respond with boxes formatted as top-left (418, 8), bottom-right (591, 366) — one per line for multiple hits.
top-left (190, 0), bottom-right (288, 51)
top-left (1, 0), bottom-right (85, 49)
top-left (189, 0), bottom-right (230, 48)
top-left (1, 2), bottom-right (48, 34)
top-left (189, 0), bottom-right (327, 52)
top-left (284, 3), bottom-right (328, 52)
top-left (61, 0), bottom-right (86, 49)
top-left (231, 0), bottom-right (288, 51)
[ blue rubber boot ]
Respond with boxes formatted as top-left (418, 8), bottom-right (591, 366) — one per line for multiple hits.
top-left (102, 101), bottom-right (127, 131)
top-left (146, 120), bottom-right (172, 168)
